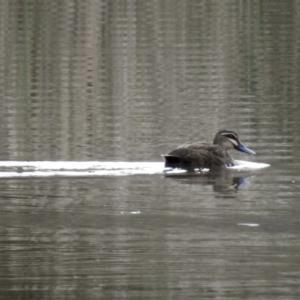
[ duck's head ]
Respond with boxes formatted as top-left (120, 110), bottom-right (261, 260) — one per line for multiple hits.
top-left (213, 130), bottom-right (256, 155)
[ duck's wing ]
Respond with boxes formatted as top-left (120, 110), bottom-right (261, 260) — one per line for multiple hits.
top-left (177, 141), bottom-right (210, 150)
top-left (178, 142), bottom-right (225, 156)
top-left (164, 146), bottom-right (228, 169)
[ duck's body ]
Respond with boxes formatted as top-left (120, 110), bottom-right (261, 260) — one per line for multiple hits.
top-left (163, 130), bottom-right (255, 170)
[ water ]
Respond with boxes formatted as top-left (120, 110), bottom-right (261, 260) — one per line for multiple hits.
top-left (0, 0), bottom-right (300, 299)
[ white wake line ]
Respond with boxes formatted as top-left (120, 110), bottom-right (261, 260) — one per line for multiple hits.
top-left (0, 161), bottom-right (163, 171)
top-left (232, 160), bottom-right (270, 170)
top-left (0, 162), bottom-right (164, 177)
top-left (0, 170), bottom-right (162, 178)
top-left (0, 160), bottom-right (270, 178)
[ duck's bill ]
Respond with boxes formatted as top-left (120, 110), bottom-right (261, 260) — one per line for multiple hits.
top-left (236, 143), bottom-right (256, 155)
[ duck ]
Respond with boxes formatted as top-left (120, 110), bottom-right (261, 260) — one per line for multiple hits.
top-left (163, 130), bottom-right (255, 170)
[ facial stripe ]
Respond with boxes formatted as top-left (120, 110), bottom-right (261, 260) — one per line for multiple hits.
top-left (221, 132), bottom-right (239, 141)
top-left (221, 132), bottom-right (237, 137)
top-left (228, 138), bottom-right (238, 147)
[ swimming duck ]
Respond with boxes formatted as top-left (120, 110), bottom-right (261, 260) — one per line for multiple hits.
top-left (163, 130), bottom-right (255, 170)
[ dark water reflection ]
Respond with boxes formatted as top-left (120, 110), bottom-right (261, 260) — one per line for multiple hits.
top-left (165, 168), bottom-right (249, 195)
top-left (0, 0), bottom-right (300, 299)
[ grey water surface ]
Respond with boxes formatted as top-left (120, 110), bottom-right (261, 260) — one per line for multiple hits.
top-left (0, 1), bottom-right (300, 299)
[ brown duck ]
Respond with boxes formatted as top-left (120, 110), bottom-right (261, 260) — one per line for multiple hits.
top-left (163, 130), bottom-right (255, 170)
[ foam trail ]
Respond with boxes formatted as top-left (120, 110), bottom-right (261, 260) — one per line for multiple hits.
top-left (0, 160), bottom-right (269, 178)
top-left (0, 161), bottom-right (164, 177)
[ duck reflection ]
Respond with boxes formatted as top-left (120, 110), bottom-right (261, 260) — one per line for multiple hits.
top-left (164, 168), bottom-right (251, 194)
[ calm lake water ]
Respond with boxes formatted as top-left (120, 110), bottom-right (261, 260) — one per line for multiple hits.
top-left (0, 1), bottom-right (300, 299)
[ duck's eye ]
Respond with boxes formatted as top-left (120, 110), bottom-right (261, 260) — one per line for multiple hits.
top-left (226, 134), bottom-right (235, 139)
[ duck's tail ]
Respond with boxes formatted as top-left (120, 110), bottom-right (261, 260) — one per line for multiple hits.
top-left (162, 155), bottom-right (190, 169)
